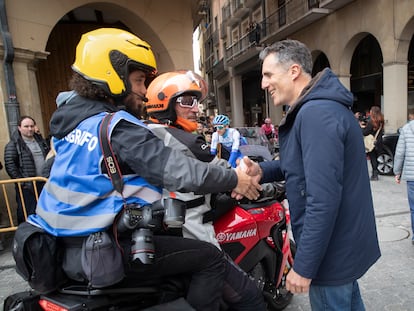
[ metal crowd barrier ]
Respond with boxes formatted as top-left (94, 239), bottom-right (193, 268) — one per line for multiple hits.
top-left (0, 176), bottom-right (47, 233)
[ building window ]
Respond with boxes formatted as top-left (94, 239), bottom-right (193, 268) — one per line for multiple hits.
top-left (308, 0), bottom-right (319, 9)
top-left (278, 0), bottom-right (286, 27)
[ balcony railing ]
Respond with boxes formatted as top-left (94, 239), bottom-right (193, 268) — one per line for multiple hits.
top-left (225, 31), bottom-right (256, 63)
top-left (260, 0), bottom-right (328, 42)
top-left (224, 0), bottom-right (329, 64)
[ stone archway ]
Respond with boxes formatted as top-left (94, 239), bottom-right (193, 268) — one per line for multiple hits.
top-left (36, 23), bottom-right (130, 135)
top-left (350, 34), bottom-right (383, 115)
top-left (311, 51), bottom-right (330, 77)
top-left (35, 6), bottom-right (144, 135)
top-left (35, 3), bottom-right (174, 135)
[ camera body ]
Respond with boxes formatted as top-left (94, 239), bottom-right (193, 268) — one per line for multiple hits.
top-left (117, 204), bottom-right (154, 232)
top-left (358, 114), bottom-right (368, 124)
top-left (117, 199), bottom-right (186, 265)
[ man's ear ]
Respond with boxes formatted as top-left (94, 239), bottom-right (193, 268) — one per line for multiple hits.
top-left (290, 64), bottom-right (301, 80)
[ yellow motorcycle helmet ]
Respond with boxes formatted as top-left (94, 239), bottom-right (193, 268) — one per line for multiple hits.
top-left (146, 70), bottom-right (207, 122)
top-left (72, 28), bottom-right (157, 98)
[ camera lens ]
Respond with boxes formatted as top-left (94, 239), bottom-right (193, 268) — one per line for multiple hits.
top-left (130, 228), bottom-right (155, 264)
top-left (163, 198), bottom-right (186, 228)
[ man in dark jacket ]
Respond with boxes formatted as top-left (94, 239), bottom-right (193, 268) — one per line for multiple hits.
top-left (4, 116), bottom-right (49, 223)
top-left (240, 39), bottom-right (381, 310)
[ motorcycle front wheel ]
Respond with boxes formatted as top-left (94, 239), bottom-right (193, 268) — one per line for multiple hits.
top-left (250, 240), bottom-right (296, 311)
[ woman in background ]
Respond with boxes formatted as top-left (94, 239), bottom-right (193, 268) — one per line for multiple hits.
top-left (363, 106), bottom-right (384, 180)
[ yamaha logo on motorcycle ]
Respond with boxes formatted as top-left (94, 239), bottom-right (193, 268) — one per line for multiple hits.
top-left (216, 228), bottom-right (258, 242)
top-left (214, 183), bottom-right (296, 311)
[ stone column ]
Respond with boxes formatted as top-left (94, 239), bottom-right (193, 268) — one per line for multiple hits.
top-left (383, 61), bottom-right (408, 132)
top-left (216, 84), bottom-right (227, 115)
top-left (13, 48), bottom-right (49, 134)
top-left (229, 69), bottom-right (244, 127)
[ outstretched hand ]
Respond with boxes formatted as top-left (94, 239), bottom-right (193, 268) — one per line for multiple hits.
top-left (231, 157), bottom-right (263, 200)
top-left (238, 156), bottom-right (262, 180)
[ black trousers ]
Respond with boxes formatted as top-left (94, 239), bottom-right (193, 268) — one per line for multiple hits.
top-left (15, 182), bottom-right (45, 224)
top-left (222, 253), bottom-right (266, 311)
top-left (124, 235), bottom-right (226, 311)
top-left (368, 148), bottom-right (380, 176)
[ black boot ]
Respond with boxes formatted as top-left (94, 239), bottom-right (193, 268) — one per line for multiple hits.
top-left (371, 170), bottom-right (379, 181)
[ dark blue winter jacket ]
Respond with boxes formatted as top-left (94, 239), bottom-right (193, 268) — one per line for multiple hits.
top-left (260, 68), bottom-right (381, 286)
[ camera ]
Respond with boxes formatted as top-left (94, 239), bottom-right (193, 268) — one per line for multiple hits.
top-left (116, 204), bottom-right (155, 264)
top-left (116, 199), bottom-right (186, 265)
top-left (358, 114), bottom-right (368, 123)
top-left (117, 204), bottom-right (153, 232)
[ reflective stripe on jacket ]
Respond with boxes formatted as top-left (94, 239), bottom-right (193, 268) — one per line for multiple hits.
top-left (29, 111), bottom-right (162, 236)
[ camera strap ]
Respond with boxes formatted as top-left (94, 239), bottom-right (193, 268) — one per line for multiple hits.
top-left (99, 113), bottom-right (124, 197)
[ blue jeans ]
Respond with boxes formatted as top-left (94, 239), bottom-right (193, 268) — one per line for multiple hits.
top-left (309, 281), bottom-right (365, 311)
top-left (407, 181), bottom-right (414, 240)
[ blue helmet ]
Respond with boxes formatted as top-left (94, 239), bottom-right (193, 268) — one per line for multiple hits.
top-left (212, 115), bottom-right (230, 126)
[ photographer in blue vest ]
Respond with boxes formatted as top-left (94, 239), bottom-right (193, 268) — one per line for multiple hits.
top-left (28, 28), bottom-right (261, 311)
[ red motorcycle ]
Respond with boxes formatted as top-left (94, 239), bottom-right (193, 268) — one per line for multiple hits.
top-left (213, 181), bottom-right (295, 311)
top-left (5, 175), bottom-right (295, 311)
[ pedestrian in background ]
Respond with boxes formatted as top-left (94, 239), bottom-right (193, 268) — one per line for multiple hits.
top-left (240, 39), bottom-right (380, 310)
top-left (4, 116), bottom-right (49, 223)
top-left (196, 121), bottom-right (205, 135)
top-left (363, 106), bottom-right (384, 181)
top-left (210, 114), bottom-right (244, 168)
top-left (393, 108), bottom-right (414, 245)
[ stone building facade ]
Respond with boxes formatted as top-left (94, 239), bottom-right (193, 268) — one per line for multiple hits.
top-left (200, 0), bottom-right (414, 132)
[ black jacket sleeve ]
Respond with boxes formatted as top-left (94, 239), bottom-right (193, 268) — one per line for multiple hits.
top-left (111, 120), bottom-right (238, 195)
top-left (4, 141), bottom-right (22, 179)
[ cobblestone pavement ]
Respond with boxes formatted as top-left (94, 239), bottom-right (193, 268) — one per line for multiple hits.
top-left (0, 166), bottom-right (413, 311)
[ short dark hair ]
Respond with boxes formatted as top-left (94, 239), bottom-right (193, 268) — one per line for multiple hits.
top-left (259, 39), bottom-right (313, 75)
top-left (19, 116), bottom-right (35, 126)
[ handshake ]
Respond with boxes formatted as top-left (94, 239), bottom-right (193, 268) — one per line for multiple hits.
top-left (231, 156), bottom-right (264, 201)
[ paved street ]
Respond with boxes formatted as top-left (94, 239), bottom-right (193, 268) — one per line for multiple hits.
top-left (0, 164), bottom-right (413, 310)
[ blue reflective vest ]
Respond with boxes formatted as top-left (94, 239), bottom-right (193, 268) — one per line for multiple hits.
top-left (29, 111), bottom-right (162, 236)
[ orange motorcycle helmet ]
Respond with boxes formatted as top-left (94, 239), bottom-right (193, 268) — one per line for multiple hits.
top-left (146, 70), bottom-right (207, 123)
